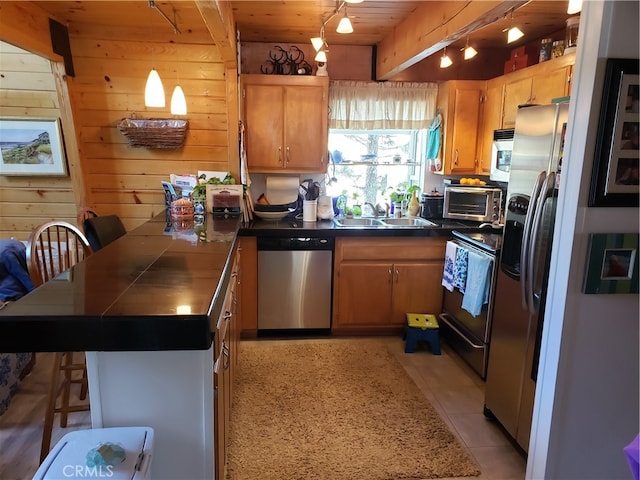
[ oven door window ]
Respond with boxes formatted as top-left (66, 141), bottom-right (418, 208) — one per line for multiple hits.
top-left (447, 191), bottom-right (489, 216)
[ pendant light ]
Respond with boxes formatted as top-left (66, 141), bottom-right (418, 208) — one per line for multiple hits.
top-left (336, 8), bottom-right (353, 34)
top-left (314, 50), bottom-right (328, 63)
top-left (439, 48), bottom-right (452, 68)
top-left (505, 8), bottom-right (524, 44)
top-left (567, 0), bottom-right (582, 14)
top-left (462, 37), bottom-right (478, 60)
top-left (171, 85), bottom-right (187, 115)
top-left (145, 2), bottom-right (165, 108)
top-left (145, 65), bottom-right (165, 108)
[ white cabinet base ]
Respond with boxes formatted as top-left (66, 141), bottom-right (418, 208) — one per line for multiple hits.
top-left (86, 348), bottom-right (214, 480)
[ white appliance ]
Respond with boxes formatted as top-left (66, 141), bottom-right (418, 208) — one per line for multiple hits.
top-left (484, 103), bottom-right (569, 452)
top-left (489, 128), bottom-right (514, 182)
top-left (34, 427), bottom-right (154, 480)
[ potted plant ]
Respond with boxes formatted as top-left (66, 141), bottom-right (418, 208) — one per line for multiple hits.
top-left (351, 192), bottom-right (362, 217)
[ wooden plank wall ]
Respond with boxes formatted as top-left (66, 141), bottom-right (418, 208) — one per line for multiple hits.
top-left (66, 25), bottom-right (231, 231)
top-left (0, 42), bottom-right (77, 241)
top-left (1, 2), bottom-right (234, 238)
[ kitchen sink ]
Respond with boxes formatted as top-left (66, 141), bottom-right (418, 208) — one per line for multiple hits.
top-left (333, 217), bottom-right (384, 227)
top-left (333, 217), bottom-right (435, 228)
top-left (380, 217), bottom-right (435, 227)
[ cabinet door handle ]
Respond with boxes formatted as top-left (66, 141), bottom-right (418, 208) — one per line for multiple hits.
top-left (286, 146), bottom-right (290, 165)
top-left (454, 149), bottom-right (459, 165)
top-left (394, 266), bottom-right (399, 283)
top-left (278, 146), bottom-right (282, 165)
top-left (222, 342), bottom-right (230, 371)
top-left (388, 267), bottom-right (392, 284)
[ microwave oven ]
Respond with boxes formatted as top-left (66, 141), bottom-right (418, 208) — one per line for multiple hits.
top-left (443, 185), bottom-right (503, 223)
top-left (490, 128), bottom-right (514, 182)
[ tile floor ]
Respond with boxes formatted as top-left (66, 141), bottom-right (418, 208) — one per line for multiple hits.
top-left (384, 336), bottom-right (527, 479)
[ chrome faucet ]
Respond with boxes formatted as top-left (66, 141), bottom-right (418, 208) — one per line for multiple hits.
top-left (364, 202), bottom-right (378, 218)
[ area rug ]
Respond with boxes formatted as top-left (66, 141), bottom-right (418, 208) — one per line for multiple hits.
top-left (225, 339), bottom-right (480, 480)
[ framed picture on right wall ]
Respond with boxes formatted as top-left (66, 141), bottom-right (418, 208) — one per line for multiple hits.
top-left (584, 233), bottom-right (639, 294)
top-left (589, 58), bottom-right (640, 207)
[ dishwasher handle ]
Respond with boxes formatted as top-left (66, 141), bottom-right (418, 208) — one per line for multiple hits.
top-left (257, 236), bottom-right (334, 251)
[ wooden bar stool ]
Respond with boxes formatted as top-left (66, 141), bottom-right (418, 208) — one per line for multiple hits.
top-left (26, 221), bottom-right (93, 463)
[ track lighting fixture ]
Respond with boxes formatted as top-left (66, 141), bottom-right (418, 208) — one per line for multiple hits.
top-left (336, 8), bottom-right (353, 34)
top-left (567, 0), bottom-right (582, 14)
top-left (462, 37), bottom-right (477, 60)
top-left (505, 8), bottom-right (524, 44)
top-left (440, 48), bottom-right (452, 68)
top-left (310, 0), bottom-right (361, 62)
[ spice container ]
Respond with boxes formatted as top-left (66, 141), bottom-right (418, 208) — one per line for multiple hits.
top-left (565, 16), bottom-right (580, 54)
top-left (552, 40), bottom-right (565, 58)
top-left (539, 38), bottom-right (553, 62)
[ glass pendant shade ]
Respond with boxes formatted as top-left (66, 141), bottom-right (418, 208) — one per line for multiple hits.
top-left (171, 85), bottom-right (187, 115)
top-left (440, 49), bottom-right (452, 68)
top-left (344, 0), bottom-right (363, 3)
top-left (567, 0), bottom-right (582, 14)
top-left (336, 14), bottom-right (353, 34)
top-left (311, 37), bottom-right (324, 51)
top-left (464, 46), bottom-right (478, 60)
top-left (145, 68), bottom-right (165, 107)
top-left (314, 50), bottom-right (328, 63)
top-left (507, 26), bottom-right (524, 43)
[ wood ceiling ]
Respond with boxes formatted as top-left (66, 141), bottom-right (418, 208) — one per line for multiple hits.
top-left (31, 0), bottom-right (574, 76)
top-left (231, 0), bottom-right (572, 51)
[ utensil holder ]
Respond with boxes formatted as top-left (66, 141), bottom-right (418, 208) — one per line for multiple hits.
top-left (303, 200), bottom-right (317, 222)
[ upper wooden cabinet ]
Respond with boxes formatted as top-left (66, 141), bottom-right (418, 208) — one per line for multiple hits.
top-left (502, 53), bottom-right (575, 127)
top-left (241, 74), bottom-right (329, 173)
top-left (436, 80), bottom-right (484, 175)
top-left (477, 76), bottom-right (505, 175)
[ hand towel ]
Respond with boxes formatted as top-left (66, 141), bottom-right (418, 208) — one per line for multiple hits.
top-left (442, 241), bottom-right (457, 292)
top-left (453, 246), bottom-right (468, 293)
top-left (426, 112), bottom-right (442, 160)
top-left (462, 251), bottom-right (492, 317)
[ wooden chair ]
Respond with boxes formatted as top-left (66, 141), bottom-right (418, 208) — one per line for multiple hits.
top-left (26, 221), bottom-right (93, 463)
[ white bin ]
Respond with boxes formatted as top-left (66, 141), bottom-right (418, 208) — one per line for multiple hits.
top-left (34, 426), bottom-right (154, 480)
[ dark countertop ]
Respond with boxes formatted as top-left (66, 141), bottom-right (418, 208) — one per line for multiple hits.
top-left (0, 214), bottom-right (241, 353)
top-left (239, 216), bottom-right (501, 237)
top-left (0, 212), bottom-right (501, 353)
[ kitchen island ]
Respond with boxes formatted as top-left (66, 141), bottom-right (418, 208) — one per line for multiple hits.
top-left (0, 213), bottom-right (241, 480)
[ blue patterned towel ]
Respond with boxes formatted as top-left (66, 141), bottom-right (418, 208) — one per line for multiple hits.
top-left (461, 251), bottom-right (492, 317)
top-left (453, 246), bottom-right (468, 293)
top-left (442, 241), bottom-right (457, 292)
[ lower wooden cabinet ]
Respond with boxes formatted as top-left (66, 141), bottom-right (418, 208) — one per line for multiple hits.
top-left (332, 237), bottom-right (446, 334)
top-left (214, 246), bottom-right (240, 480)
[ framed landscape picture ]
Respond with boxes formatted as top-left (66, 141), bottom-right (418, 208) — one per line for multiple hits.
top-left (589, 58), bottom-right (639, 207)
top-left (0, 117), bottom-right (68, 176)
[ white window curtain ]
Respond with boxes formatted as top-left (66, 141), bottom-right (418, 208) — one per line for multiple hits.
top-left (329, 80), bottom-right (438, 130)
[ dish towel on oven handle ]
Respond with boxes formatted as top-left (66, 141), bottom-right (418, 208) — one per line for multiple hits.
top-left (442, 241), bottom-right (457, 291)
top-left (461, 250), bottom-right (492, 317)
top-left (453, 246), bottom-right (468, 293)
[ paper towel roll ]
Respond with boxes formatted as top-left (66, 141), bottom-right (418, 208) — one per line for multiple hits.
top-left (265, 176), bottom-right (299, 204)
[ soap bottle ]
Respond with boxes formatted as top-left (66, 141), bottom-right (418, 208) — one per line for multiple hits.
top-left (408, 190), bottom-right (420, 217)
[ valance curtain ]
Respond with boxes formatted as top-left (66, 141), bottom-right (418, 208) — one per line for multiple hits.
top-left (329, 80), bottom-right (438, 130)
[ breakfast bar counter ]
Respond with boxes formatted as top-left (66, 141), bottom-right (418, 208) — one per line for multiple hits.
top-left (0, 214), bottom-right (240, 352)
top-left (0, 213), bottom-right (240, 480)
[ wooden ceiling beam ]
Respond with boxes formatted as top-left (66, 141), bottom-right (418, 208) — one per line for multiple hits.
top-left (375, 0), bottom-right (527, 80)
top-left (195, 0), bottom-right (237, 67)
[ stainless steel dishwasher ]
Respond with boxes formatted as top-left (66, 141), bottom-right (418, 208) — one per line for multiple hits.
top-left (257, 236), bottom-right (333, 332)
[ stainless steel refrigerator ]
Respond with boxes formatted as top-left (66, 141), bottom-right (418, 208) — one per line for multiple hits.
top-left (484, 103), bottom-right (568, 453)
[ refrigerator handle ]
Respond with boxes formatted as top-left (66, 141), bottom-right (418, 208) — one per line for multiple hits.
top-left (520, 171), bottom-right (546, 311)
top-left (527, 171), bottom-right (556, 315)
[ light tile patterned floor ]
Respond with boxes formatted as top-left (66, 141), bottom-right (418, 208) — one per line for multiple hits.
top-left (385, 337), bottom-right (527, 480)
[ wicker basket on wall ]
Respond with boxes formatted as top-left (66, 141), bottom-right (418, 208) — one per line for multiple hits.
top-left (117, 116), bottom-right (188, 149)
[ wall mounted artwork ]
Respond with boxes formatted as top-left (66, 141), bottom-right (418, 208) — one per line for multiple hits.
top-left (583, 233), bottom-right (639, 294)
top-left (0, 117), bottom-right (67, 176)
top-left (589, 58), bottom-right (639, 207)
